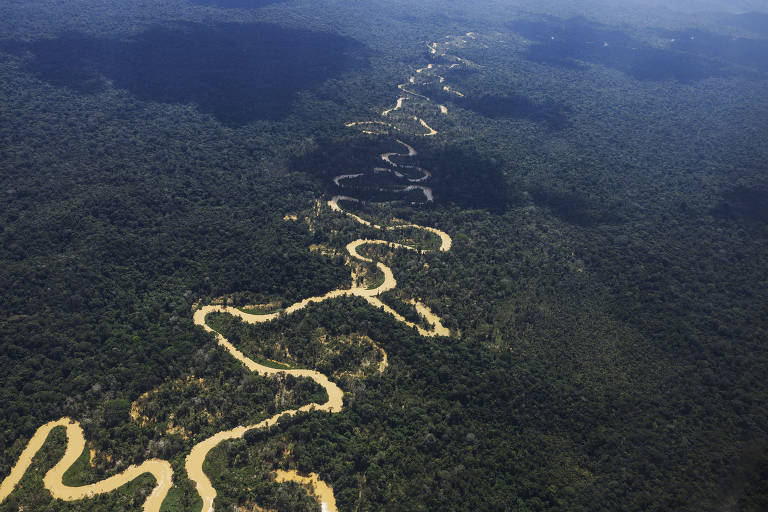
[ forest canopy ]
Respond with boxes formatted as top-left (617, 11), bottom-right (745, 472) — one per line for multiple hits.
top-left (1, 0), bottom-right (767, 511)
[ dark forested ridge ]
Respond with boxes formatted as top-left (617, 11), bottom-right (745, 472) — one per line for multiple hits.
top-left (1, 0), bottom-right (768, 511)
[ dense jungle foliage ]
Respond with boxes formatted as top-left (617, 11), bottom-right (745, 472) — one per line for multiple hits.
top-left (1, 0), bottom-right (767, 511)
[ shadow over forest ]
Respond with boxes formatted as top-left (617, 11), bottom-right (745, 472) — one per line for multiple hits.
top-left (531, 188), bottom-right (626, 227)
top-left (426, 145), bottom-right (514, 212)
top-left (659, 28), bottom-right (768, 73)
top-left (711, 186), bottom-right (768, 223)
top-left (508, 16), bottom-right (767, 81)
top-left (453, 94), bottom-right (569, 129)
top-left (723, 12), bottom-right (768, 36)
top-left (3, 22), bottom-right (368, 125)
top-left (291, 137), bottom-right (513, 213)
top-left (416, 71), bottom-right (570, 129)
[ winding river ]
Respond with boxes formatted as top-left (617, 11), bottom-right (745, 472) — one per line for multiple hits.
top-left (0, 32), bottom-right (480, 512)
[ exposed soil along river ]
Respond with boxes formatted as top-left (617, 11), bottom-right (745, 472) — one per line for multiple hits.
top-left (187, 307), bottom-right (345, 512)
top-left (0, 419), bottom-right (173, 511)
top-left (0, 33), bottom-right (479, 512)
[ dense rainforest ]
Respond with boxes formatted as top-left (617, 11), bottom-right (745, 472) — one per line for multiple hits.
top-left (1, 0), bottom-right (767, 511)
